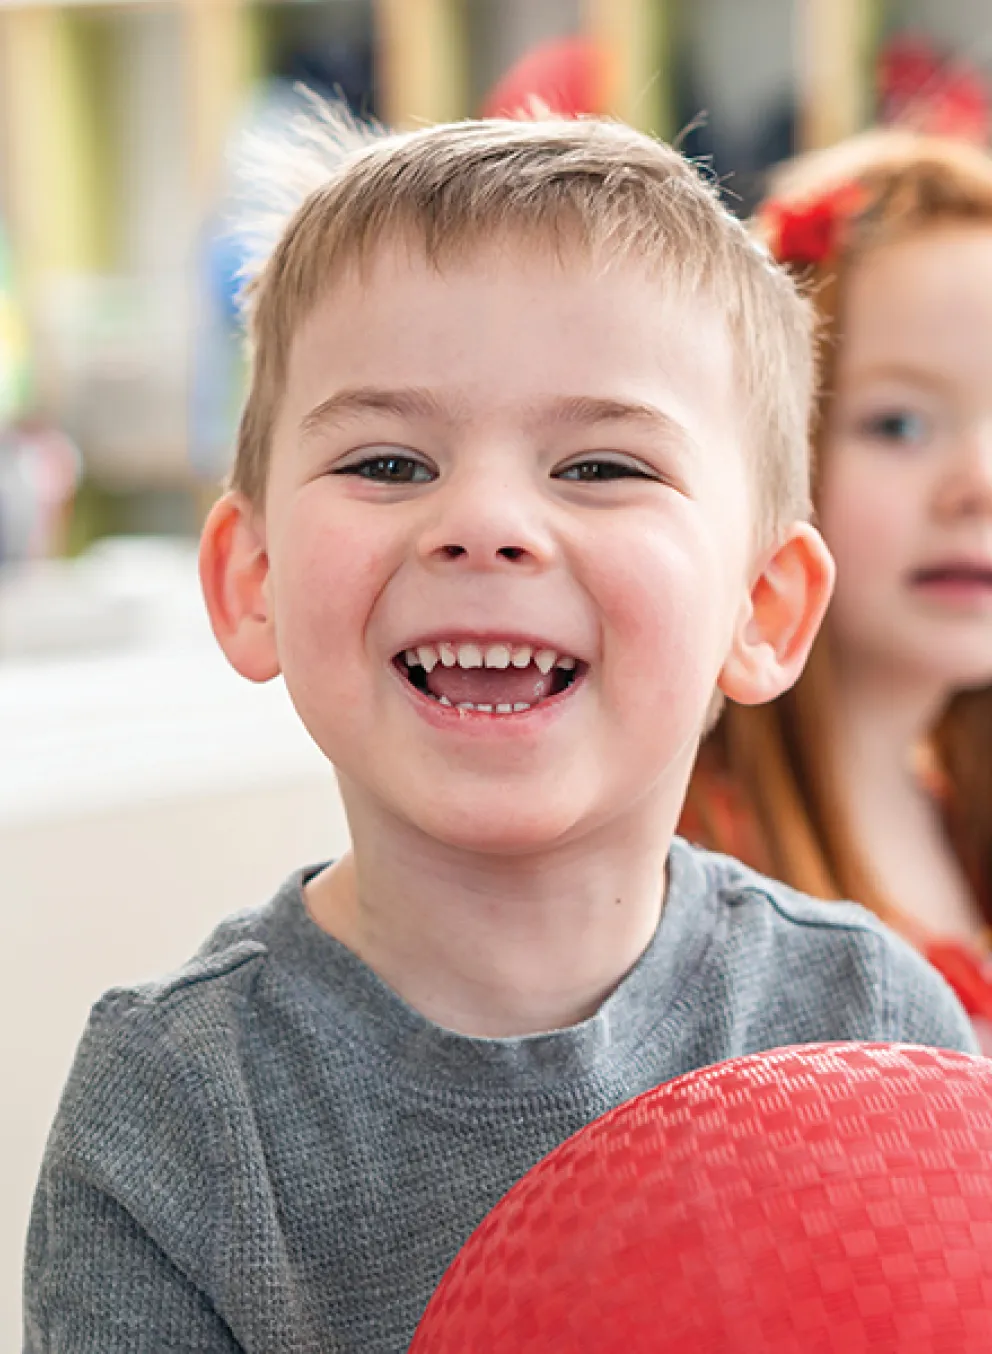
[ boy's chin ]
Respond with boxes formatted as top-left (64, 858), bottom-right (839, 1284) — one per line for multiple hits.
top-left (400, 796), bottom-right (597, 858)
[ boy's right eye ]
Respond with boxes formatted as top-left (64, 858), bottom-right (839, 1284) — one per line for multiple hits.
top-left (334, 453), bottom-right (435, 484)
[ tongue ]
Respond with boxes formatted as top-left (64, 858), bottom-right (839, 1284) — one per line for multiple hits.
top-left (426, 665), bottom-right (555, 706)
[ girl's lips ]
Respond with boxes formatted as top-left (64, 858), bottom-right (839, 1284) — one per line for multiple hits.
top-left (909, 565), bottom-right (992, 606)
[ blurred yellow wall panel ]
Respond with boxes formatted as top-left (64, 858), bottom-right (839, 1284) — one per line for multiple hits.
top-left (0, 8), bottom-right (113, 283)
top-left (375, 0), bottom-right (467, 127)
top-left (584, 0), bottom-right (673, 137)
top-left (183, 0), bottom-right (253, 204)
top-left (798, 0), bottom-right (878, 150)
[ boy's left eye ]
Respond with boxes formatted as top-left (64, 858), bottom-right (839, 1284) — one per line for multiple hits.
top-left (335, 453), bottom-right (435, 483)
top-left (555, 458), bottom-right (655, 482)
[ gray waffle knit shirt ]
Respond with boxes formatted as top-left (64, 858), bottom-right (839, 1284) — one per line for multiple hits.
top-left (24, 838), bottom-right (978, 1353)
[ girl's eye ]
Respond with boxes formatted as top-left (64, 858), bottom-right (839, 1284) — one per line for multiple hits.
top-left (555, 459), bottom-right (654, 482)
top-left (860, 409), bottom-right (931, 445)
top-left (335, 454), bottom-right (434, 484)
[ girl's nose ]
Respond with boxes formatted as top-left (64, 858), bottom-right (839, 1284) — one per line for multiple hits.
top-left (935, 429), bottom-right (992, 522)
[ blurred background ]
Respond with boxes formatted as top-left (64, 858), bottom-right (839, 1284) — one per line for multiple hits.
top-left (3, 0), bottom-right (992, 1342)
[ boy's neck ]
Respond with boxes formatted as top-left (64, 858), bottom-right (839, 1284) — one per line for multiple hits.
top-left (304, 802), bottom-right (674, 1039)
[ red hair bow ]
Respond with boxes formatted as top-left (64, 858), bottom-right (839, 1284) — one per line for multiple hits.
top-left (762, 183), bottom-right (864, 266)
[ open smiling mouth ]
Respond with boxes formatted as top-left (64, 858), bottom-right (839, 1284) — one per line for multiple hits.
top-left (395, 641), bottom-right (584, 714)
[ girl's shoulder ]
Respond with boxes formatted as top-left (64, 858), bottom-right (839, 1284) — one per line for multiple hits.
top-left (925, 935), bottom-right (992, 1037)
top-left (683, 736), bottom-right (992, 1050)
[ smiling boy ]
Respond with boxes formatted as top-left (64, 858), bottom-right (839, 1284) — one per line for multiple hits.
top-left (25, 115), bottom-right (977, 1354)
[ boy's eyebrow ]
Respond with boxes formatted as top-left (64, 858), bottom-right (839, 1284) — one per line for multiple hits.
top-left (299, 386), bottom-right (692, 443)
top-left (300, 386), bottom-right (446, 439)
top-left (528, 396), bottom-right (698, 460)
top-left (534, 395), bottom-right (688, 436)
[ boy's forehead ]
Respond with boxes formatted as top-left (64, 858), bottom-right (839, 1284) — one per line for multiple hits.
top-left (286, 226), bottom-right (737, 367)
top-left (282, 235), bottom-right (740, 416)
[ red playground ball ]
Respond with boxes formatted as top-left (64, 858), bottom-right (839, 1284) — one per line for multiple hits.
top-left (411, 1043), bottom-right (992, 1353)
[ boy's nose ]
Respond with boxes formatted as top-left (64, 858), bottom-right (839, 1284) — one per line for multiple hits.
top-left (417, 475), bottom-right (557, 571)
top-left (437, 543), bottom-right (528, 561)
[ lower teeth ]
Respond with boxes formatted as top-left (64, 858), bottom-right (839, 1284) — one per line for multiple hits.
top-left (448, 700), bottom-right (532, 713)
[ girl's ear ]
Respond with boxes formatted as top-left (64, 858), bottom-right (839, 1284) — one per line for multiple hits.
top-left (718, 522), bottom-right (835, 706)
top-left (199, 492), bottom-right (281, 683)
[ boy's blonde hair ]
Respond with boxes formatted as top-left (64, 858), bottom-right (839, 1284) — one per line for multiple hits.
top-left (233, 108), bottom-right (814, 540)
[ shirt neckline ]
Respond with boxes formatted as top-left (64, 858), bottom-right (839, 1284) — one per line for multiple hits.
top-left (262, 837), bottom-right (720, 1095)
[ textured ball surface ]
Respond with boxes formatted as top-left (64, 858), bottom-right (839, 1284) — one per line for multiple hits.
top-left (411, 1043), bottom-right (992, 1353)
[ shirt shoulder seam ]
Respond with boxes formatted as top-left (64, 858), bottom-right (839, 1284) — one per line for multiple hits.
top-left (92, 940), bottom-right (268, 1022)
top-left (726, 881), bottom-right (887, 938)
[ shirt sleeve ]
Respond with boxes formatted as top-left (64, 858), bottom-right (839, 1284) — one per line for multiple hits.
top-left (881, 928), bottom-right (981, 1056)
top-left (24, 1169), bottom-right (243, 1354)
top-left (23, 991), bottom-right (247, 1354)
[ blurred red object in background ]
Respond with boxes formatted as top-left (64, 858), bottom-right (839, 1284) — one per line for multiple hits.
top-left (879, 33), bottom-right (990, 145)
top-left (481, 38), bottom-right (604, 119)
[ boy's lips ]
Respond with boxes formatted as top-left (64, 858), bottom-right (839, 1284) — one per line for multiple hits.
top-left (392, 634), bottom-right (585, 718)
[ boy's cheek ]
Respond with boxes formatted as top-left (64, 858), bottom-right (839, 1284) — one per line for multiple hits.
top-left (599, 536), bottom-right (731, 662)
top-left (604, 588), bottom-right (731, 749)
top-left (270, 573), bottom-right (371, 720)
top-left (272, 515), bottom-right (392, 631)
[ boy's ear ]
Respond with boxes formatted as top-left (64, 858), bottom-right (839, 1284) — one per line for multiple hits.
top-left (199, 492), bottom-right (280, 683)
top-left (718, 523), bottom-right (835, 706)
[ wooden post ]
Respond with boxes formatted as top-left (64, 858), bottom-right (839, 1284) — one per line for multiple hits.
top-left (0, 8), bottom-right (55, 294)
top-left (373, 0), bottom-right (467, 128)
top-left (0, 7), bottom-right (114, 411)
top-left (797, 0), bottom-right (876, 151)
top-left (179, 0), bottom-right (254, 517)
top-left (583, 0), bottom-right (672, 137)
top-left (181, 0), bottom-right (252, 209)
top-left (0, 8), bottom-right (110, 287)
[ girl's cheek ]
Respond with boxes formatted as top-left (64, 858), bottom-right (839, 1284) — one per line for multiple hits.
top-left (825, 498), bottom-right (888, 574)
top-left (820, 453), bottom-right (911, 578)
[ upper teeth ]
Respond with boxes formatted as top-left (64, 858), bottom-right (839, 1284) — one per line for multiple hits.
top-left (404, 642), bottom-right (578, 673)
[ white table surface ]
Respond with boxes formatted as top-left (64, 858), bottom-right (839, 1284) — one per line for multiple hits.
top-left (1, 634), bottom-right (351, 1349)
